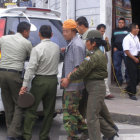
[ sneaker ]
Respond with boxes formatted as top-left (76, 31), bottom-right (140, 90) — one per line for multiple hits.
top-left (105, 94), bottom-right (114, 100)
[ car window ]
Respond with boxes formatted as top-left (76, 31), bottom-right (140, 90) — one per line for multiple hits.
top-left (5, 17), bottom-right (19, 35)
top-left (20, 18), bottom-right (67, 48)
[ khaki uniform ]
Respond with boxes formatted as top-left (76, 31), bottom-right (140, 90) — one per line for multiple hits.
top-left (22, 39), bottom-right (60, 140)
top-left (0, 33), bottom-right (32, 138)
top-left (70, 48), bottom-right (117, 140)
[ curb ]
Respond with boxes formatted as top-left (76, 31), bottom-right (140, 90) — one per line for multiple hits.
top-left (111, 112), bottom-right (140, 125)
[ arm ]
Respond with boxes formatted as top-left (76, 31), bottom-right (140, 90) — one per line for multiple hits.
top-left (21, 48), bottom-right (39, 91)
top-left (70, 55), bottom-right (98, 80)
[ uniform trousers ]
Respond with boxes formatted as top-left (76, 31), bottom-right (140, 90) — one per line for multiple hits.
top-left (23, 75), bottom-right (57, 140)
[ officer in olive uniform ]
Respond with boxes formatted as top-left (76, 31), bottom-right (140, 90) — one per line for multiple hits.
top-left (61, 30), bottom-right (118, 140)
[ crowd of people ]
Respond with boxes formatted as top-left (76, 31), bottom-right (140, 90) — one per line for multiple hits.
top-left (0, 15), bottom-right (140, 140)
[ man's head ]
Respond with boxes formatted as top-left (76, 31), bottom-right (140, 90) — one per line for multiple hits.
top-left (63, 19), bottom-right (77, 41)
top-left (118, 18), bottom-right (125, 29)
top-left (39, 25), bottom-right (52, 39)
top-left (76, 16), bottom-right (89, 35)
top-left (129, 23), bottom-right (139, 36)
top-left (96, 24), bottom-right (106, 36)
top-left (17, 22), bottom-right (31, 39)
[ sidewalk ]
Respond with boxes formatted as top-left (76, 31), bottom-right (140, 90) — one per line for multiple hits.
top-left (106, 84), bottom-right (140, 125)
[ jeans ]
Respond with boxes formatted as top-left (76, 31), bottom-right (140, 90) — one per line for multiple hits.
top-left (113, 50), bottom-right (129, 84)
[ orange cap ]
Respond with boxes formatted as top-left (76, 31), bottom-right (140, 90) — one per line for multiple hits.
top-left (63, 19), bottom-right (77, 29)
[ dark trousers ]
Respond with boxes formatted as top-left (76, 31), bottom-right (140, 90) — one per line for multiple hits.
top-left (0, 71), bottom-right (23, 137)
top-left (113, 50), bottom-right (129, 83)
top-left (23, 75), bottom-right (57, 140)
top-left (125, 57), bottom-right (140, 96)
top-left (79, 88), bottom-right (88, 119)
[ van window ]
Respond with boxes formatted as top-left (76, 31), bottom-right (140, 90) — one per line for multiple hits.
top-left (20, 18), bottom-right (67, 47)
top-left (5, 17), bottom-right (67, 48)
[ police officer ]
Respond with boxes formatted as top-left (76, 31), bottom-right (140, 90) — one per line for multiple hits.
top-left (0, 22), bottom-right (32, 140)
top-left (61, 30), bottom-right (118, 140)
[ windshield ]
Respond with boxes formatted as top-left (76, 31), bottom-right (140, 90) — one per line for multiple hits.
top-left (5, 17), bottom-right (67, 48)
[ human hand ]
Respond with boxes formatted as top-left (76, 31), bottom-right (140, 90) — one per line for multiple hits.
top-left (113, 48), bottom-right (118, 52)
top-left (61, 78), bottom-right (70, 88)
top-left (61, 48), bottom-right (66, 53)
top-left (19, 87), bottom-right (27, 95)
top-left (134, 57), bottom-right (139, 63)
top-left (105, 37), bottom-right (109, 43)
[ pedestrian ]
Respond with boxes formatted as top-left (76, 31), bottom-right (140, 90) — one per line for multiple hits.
top-left (97, 24), bottom-right (114, 99)
top-left (19, 25), bottom-right (60, 140)
top-left (0, 22), bottom-right (32, 140)
top-left (76, 16), bottom-right (89, 119)
top-left (123, 23), bottom-right (140, 100)
top-left (61, 30), bottom-right (118, 140)
top-left (112, 17), bottom-right (129, 86)
top-left (62, 19), bottom-right (88, 140)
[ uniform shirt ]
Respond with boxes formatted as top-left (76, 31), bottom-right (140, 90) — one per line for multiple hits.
top-left (81, 29), bottom-right (90, 44)
top-left (0, 33), bottom-right (32, 71)
top-left (23, 39), bottom-right (60, 87)
top-left (70, 48), bottom-right (108, 81)
top-left (63, 35), bottom-right (86, 91)
top-left (123, 33), bottom-right (140, 56)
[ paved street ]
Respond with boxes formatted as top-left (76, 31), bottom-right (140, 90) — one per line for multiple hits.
top-left (1, 95), bottom-right (140, 140)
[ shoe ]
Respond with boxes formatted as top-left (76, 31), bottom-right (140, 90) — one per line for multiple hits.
top-left (105, 94), bottom-right (114, 100)
top-left (108, 133), bottom-right (119, 140)
top-left (113, 124), bottom-right (119, 132)
top-left (7, 137), bottom-right (15, 140)
top-left (129, 96), bottom-right (138, 101)
top-left (80, 132), bottom-right (89, 140)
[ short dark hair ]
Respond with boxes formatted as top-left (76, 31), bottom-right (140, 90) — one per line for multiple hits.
top-left (17, 22), bottom-right (31, 33)
top-left (118, 17), bottom-right (125, 22)
top-left (96, 24), bottom-right (106, 30)
top-left (87, 38), bottom-right (106, 47)
top-left (129, 23), bottom-right (138, 32)
top-left (76, 16), bottom-right (89, 28)
top-left (39, 25), bottom-right (52, 38)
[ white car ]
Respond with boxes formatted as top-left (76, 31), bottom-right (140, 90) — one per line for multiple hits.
top-left (0, 7), bottom-right (66, 113)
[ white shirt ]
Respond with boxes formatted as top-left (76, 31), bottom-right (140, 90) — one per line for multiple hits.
top-left (23, 39), bottom-right (60, 87)
top-left (123, 33), bottom-right (140, 56)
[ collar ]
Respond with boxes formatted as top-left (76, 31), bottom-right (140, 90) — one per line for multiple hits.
top-left (130, 33), bottom-right (137, 38)
top-left (16, 33), bottom-right (23, 37)
top-left (82, 29), bottom-right (89, 40)
top-left (41, 39), bottom-right (50, 42)
top-left (67, 34), bottom-right (78, 46)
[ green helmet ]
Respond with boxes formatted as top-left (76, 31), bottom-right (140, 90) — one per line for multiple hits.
top-left (86, 30), bottom-right (102, 39)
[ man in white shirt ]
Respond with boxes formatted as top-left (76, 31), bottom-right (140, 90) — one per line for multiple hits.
top-left (123, 23), bottom-right (140, 100)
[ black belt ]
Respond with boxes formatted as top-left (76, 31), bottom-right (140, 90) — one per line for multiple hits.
top-left (36, 74), bottom-right (57, 78)
top-left (0, 68), bottom-right (22, 74)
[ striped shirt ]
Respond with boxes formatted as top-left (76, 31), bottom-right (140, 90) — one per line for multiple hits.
top-left (63, 35), bottom-right (86, 91)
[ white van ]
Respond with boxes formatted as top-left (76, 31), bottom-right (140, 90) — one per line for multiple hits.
top-left (0, 7), bottom-right (66, 113)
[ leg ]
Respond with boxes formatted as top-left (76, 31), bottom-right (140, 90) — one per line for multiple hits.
top-left (100, 103), bottom-right (116, 138)
top-left (113, 51), bottom-right (123, 85)
top-left (123, 54), bottom-right (129, 83)
top-left (7, 73), bottom-right (23, 137)
top-left (39, 77), bottom-right (57, 140)
top-left (86, 80), bottom-right (105, 140)
top-left (104, 78), bottom-right (111, 96)
top-left (125, 57), bottom-right (137, 96)
top-left (23, 76), bottom-right (46, 140)
top-left (0, 72), bottom-right (14, 130)
top-left (78, 88), bottom-right (88, 119)
top-left (63, 91), bottom-right (87, 139)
